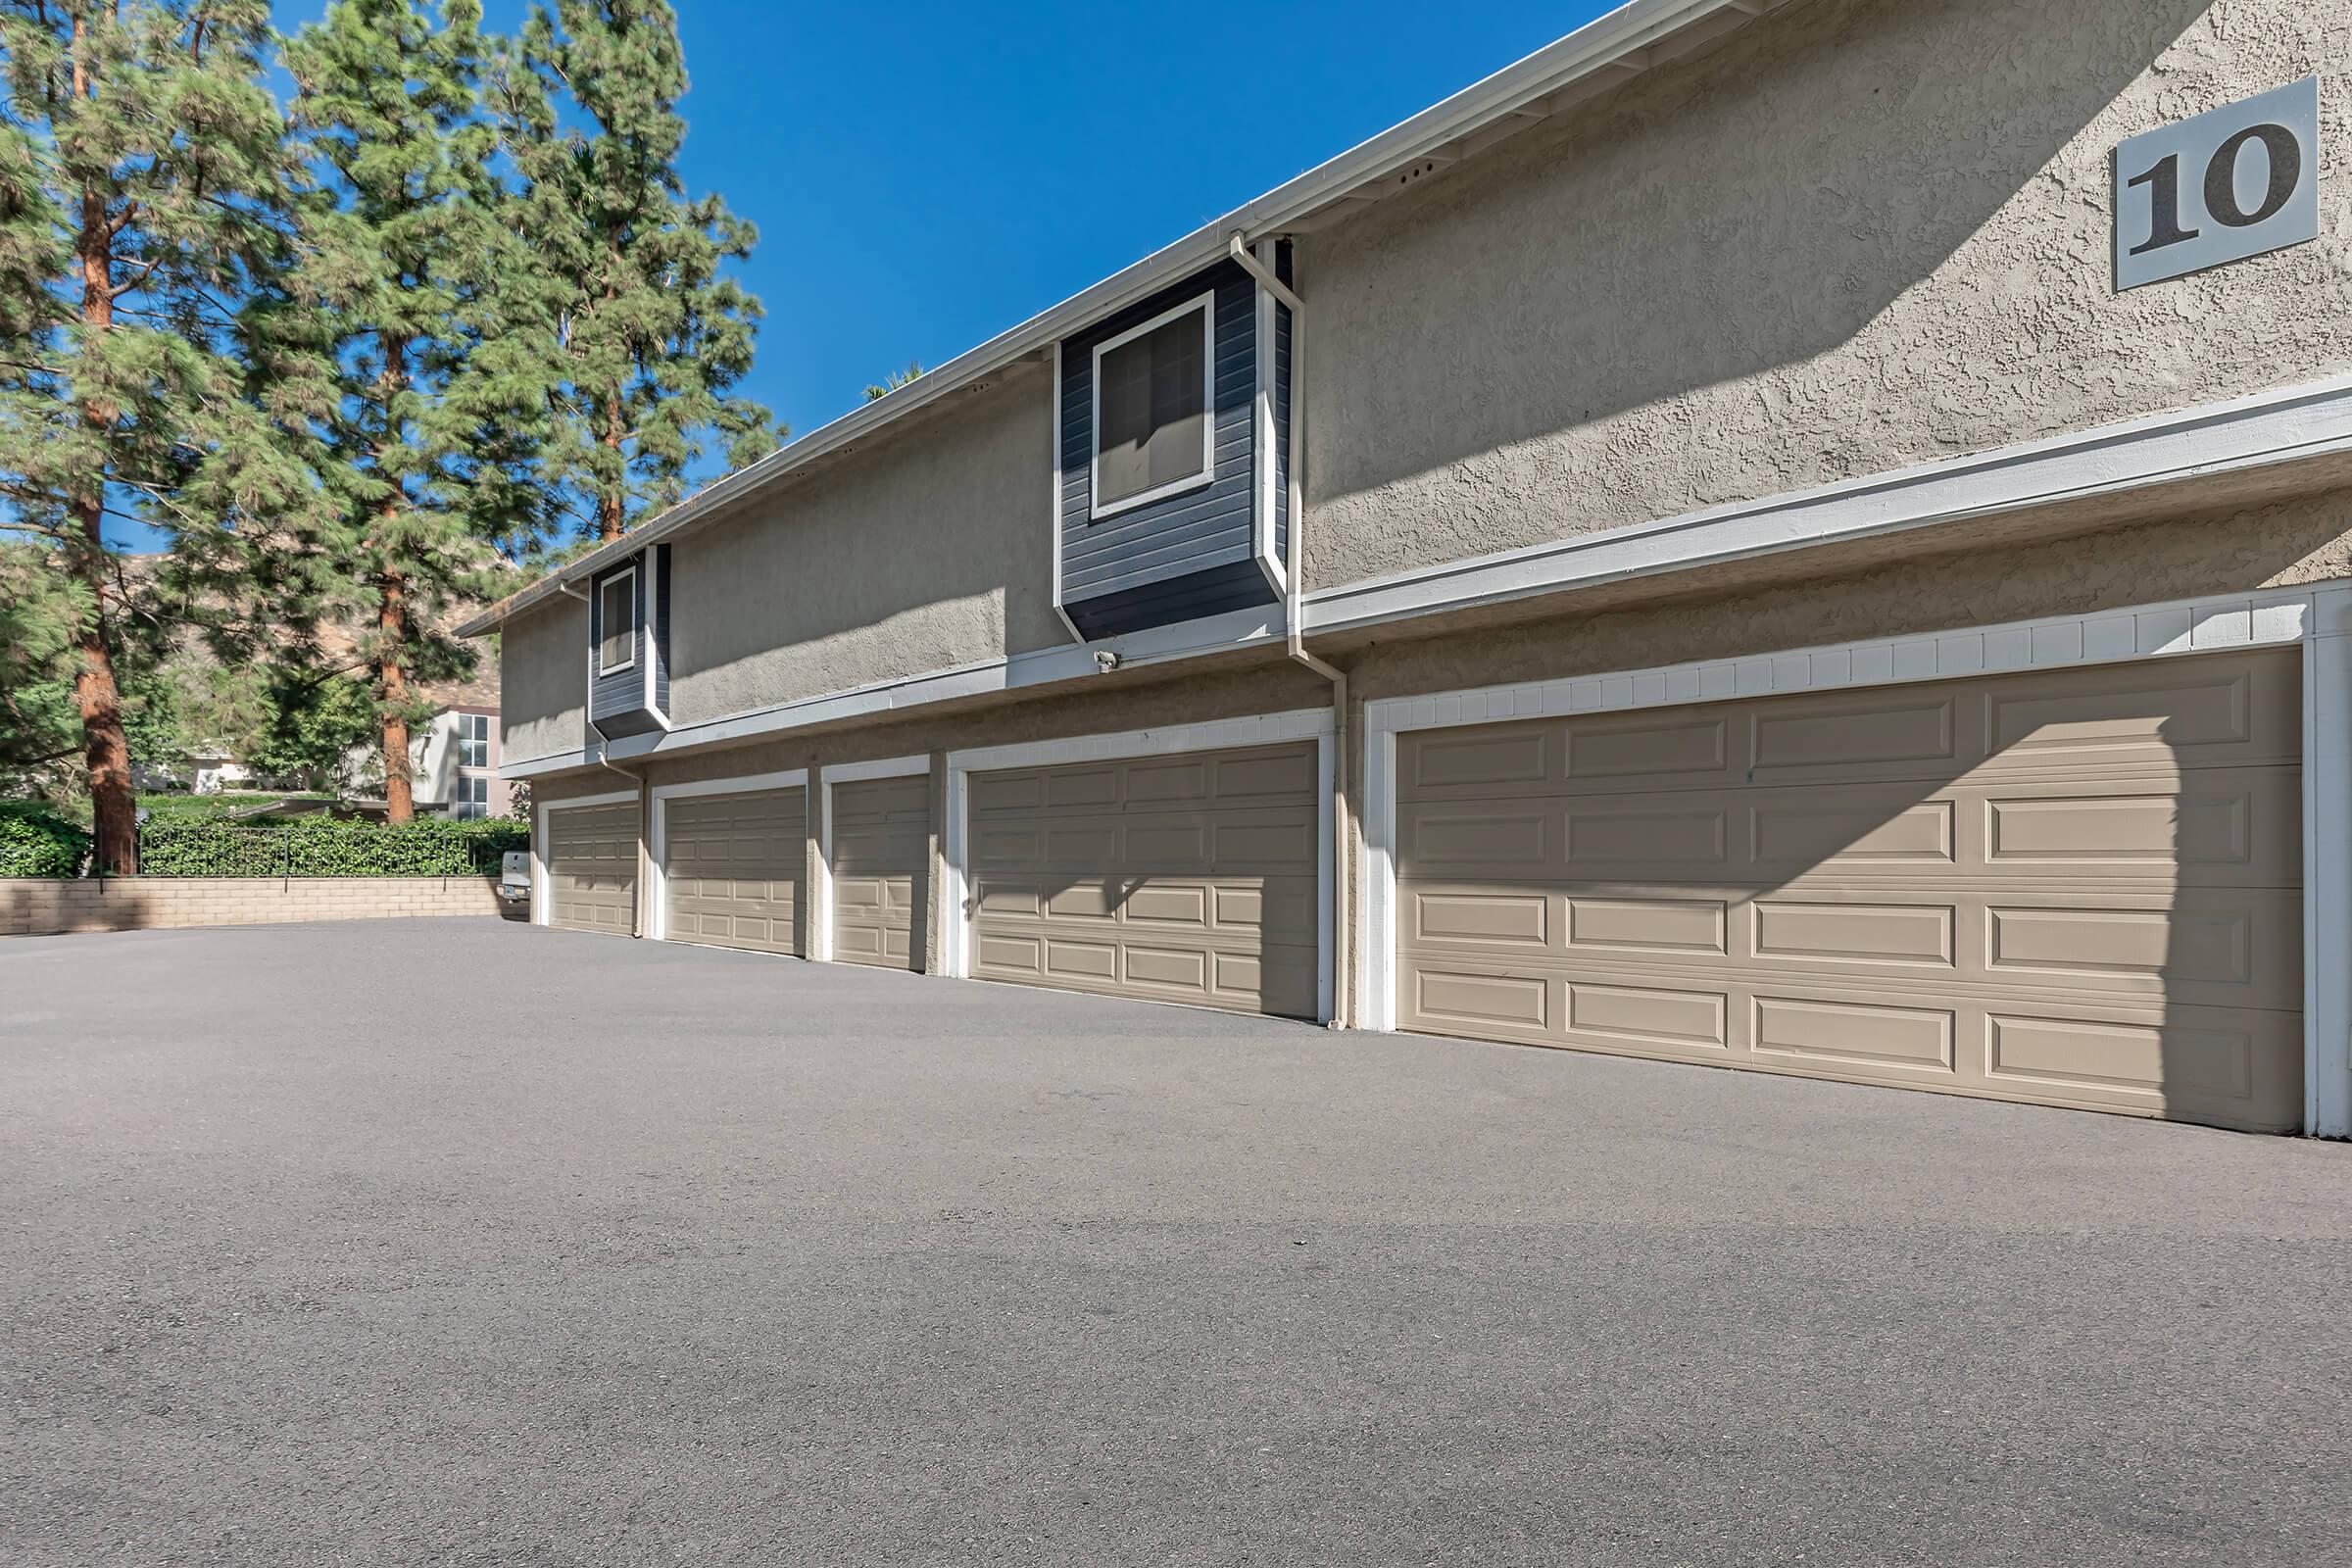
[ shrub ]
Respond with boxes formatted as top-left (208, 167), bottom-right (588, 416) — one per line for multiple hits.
top-left (136, 815), bottom-right (529, 878)
top-left (0, 803), bottom-right (89, 878)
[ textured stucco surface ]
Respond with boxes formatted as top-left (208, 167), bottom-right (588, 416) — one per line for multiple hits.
top-left (1343, 484), bottom-right (2352, 702)
top-left (499, 596), bottom-right (586, 765)
top-left (665, 360), bottom-right (1064, 727)
top-left (1299, 0), bottom-right (2352, 591)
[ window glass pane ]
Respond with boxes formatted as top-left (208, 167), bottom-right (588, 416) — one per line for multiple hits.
top-left (598, 575), bottom-right (634, 671)
top-left (1096, 307), bottom-right (1207, 508)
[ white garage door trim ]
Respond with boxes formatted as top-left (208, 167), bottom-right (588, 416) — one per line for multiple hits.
top-left (647, 768), bottom-right (808, 943)
top-left (532, 788), bottom-right (639, 928)
top-left (944, 708), bottom-right (1338, 1021)
top-left (813, 754), bottom-right (931, 963)
top-left (1361, 586), bottom-right (2352, 1137)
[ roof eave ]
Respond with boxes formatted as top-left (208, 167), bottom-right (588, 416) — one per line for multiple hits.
top-left (461, 0), bottom-right (1771, 635)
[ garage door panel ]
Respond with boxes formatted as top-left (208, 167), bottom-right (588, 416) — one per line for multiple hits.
top-left (1403, 880), bottom-right (2296, 1010)
top-left (1979, 652), bottom-right (2299, 774)
top-left (547, 801), bottom-right (639, 934)
top-left (664, 787), bottom-right (804, 956)
top-left (968, 741), bottom-right (1320, 1018)
top-left (1394, 651), bottom-right (2302, 1130)
top-left (1748, 792), bottom-right (1956, 872)
top-left (1978, 769), bottom-right (2298, 883)
top-left (1746, 689), bottom-right (1964, 779)
top-left (830, 776), bottom-right (930, 972)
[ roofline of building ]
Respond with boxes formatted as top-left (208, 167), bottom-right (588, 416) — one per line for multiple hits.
top-left (459, 0), bottom-right (1783, 636)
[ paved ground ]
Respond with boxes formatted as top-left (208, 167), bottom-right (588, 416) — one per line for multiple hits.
top-left (4, 920), bottom-right (2349, 1566)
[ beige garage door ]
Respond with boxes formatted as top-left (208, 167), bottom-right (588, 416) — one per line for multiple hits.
top-left (1395, 649), bottom-right (2303, 1130)
top-left (664, 787), bottom-right (805, 955)
top-left (546, 800), bottom-right (638, 935)
top-left (969, 741), bottom-right (1319, 1017)
top-left (830, 775), bottom-right (929, 970)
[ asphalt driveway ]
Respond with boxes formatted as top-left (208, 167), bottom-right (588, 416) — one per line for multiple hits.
top-left (5, 919), bottom-right (2349, 1566)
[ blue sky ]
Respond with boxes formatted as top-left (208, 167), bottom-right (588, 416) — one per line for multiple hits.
top-left (106, 1), bottom-right (1611, 547)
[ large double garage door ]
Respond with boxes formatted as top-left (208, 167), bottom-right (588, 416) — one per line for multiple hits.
top-left (967, 742), bottom-right (1320, 1018)
top-left (1393, 650), bottom-right (2304, 1130)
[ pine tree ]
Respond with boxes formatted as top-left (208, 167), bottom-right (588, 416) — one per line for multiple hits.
top-left (277, 0), bottom-right (512, 821)
top-left (0, 2), bottom-right (300, 871)
top-left (487, 0), bottom-right (777, 545)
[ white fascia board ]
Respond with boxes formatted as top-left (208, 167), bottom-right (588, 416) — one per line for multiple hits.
top-left (498, 602), bottom-right (1287, 781)
top-left (1304, 373), bottom-right (2352, 638)
top-left (822, 754), bottom-right (930, 785)
top-left (457, 0), bottom-right (1759, 637)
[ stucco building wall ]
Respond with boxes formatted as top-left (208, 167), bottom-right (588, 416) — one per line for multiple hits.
top-left (500, 597), bottom-right (588, 767)
top-left (1297, 0), bottom-right (2352, 591)
top-left (662, 359), bottom-right (1066, 728)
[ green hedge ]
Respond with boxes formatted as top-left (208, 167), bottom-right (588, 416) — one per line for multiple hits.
top-left (0, 804), bottom-right (89, 878)
top-left (135, 815), bottom-right (529, 878)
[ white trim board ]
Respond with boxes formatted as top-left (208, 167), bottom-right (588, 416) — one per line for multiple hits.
top-left (501, 602), bottom-right (1287, 781)
top-left (942, 708), bottom-right (1338, 1016)
top-left (1357, 584), bottom-right (2352, 1138)
top-left (531, 788), bottom-right (639, 930)
top-left (646, 768), bottom-right (809, 944)
top-left (1305, 373), bottom-right (2352, 638)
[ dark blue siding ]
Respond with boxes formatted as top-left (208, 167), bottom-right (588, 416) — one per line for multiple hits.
top-left (1064, 557), bottom-right (1276, 641)
top-left (1060, 261), bottom-right (1276, 627)
top-left (587, 549), bottom-right (668, 739)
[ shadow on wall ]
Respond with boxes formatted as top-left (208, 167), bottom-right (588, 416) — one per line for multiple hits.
top-left (1305, 0), bottom-right (2236, 533)
top-left (1384, 646), bottom-right (2306, 1132)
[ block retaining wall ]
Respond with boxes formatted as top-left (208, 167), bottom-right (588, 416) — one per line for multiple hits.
top-left (1, 876), bottom-right (513, 937)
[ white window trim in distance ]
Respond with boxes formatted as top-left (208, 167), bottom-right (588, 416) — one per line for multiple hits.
top-left (1306, 372), bottom-right (2352, 639)
top-left (941, 708), bottom-right (1336, 1022)
top-left (640, 548), bottom-right (670, 731)
top-left (812, 754), bottom-right (930, 965)
top-left (596, 564), bottom-right (637, 675)
top-left (1088, 291), bottom-right (1217, 521)
top-left (500, 378), bottom-right (2352, 786)
top-left (1250, 238), bottom-right (1285, 601)
top-left (645, 767), bottom-right (809, 944)
top-left (531, 788), bottom-right (639, 929)
top-left (1355, 584), bottom-right (2352, 1139)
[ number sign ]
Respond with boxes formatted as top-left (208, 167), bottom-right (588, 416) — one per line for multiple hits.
top-left (2114, 75), bottom-right (2319, 290)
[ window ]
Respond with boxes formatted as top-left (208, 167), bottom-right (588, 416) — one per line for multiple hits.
top-left (453, 775), bottom-right (489, 821)
top-left (1090, 293), bottom-right (1213, 516)
top-left (457, 712), bottom-right (489, 770)
top-left (597, 568), bottom-right (635, 674)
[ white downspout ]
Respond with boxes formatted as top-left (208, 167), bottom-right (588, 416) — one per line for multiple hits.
top-left (1229, 233), bottom-right (1351, 1029)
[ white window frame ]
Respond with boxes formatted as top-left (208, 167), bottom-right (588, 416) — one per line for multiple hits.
top-left (596, 565), bottom-right (637, 676)
top-left (1088, 290), bottom-right (1217, 520)
top-left (1356, 585), bottom-right (2352, 1138)
top-left (458, 711), bottom-right (490, 770)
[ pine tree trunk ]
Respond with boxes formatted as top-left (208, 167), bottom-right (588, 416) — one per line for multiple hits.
top-left (74, 182), bottom-right (136, 875)
top-left (599, 390), bottom-right (625, 541)
top-left (378, 569), bottom-right (415, 823)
